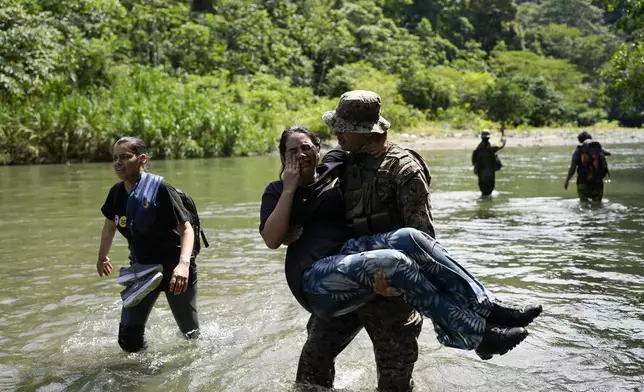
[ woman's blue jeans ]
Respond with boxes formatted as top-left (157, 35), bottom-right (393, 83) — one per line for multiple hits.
top-left (303, 228), bottom-right (495, 350)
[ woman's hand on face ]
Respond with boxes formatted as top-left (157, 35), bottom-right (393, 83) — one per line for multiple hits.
top-left (283, 151), bottom-right (300, 193)
top-left (283, 225), bottom-right (303, 245)
top-left (169, 262), bottom-right (190, 295)
top-left (96, 256), bottom-right (113, 277)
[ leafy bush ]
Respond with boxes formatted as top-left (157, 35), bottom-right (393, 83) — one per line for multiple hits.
top-left (0, 0), bottom-right (635, 164)
top-left (436, 107), bottom-right (492, 130)
top-left (430, 66), bottom-right (495, 106)
top-left (576, 108), bottom-right (607, 127)
top-left (398, 67), bottom-right (453, 114)
top-left (325, 62), bottom-right (423, 129)
top-left (479, 77), bottom-right (533, 125)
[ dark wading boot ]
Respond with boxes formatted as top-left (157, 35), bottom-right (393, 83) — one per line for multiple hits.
top-left (475, 324), bottom-right (528, 360)
top-left (487, 300), bottom-right (543, 328)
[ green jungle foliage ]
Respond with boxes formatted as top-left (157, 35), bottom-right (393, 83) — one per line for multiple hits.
top-left (601, 0), bottom-right (644, 126)
top-left (0, 0), bottom-right (640, 164)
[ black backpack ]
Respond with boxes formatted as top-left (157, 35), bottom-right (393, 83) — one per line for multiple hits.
top-left (176, 189), bottom-right (210, 257)
top-left (494, 154), bottom-right (503, 171)
top-left (579, 140), bottom-right (608, 182)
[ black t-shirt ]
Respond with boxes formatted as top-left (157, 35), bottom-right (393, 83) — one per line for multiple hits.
top-left (259, 171), bottom-right (352, 311)
top-left (101, 180), bottom-right (197, 289)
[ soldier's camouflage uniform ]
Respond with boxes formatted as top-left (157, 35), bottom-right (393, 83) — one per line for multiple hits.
top-left (472, 137), bottom-right (506, 196)
top-left (296, 142), bottom-right (435, 392)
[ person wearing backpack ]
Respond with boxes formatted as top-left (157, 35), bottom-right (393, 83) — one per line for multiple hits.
top-left (564, 131), bottom-right (611, 202)
top-left (96, 136), bottom-right (202, 352)
top-left (472, 126), bottom-right (506, 196)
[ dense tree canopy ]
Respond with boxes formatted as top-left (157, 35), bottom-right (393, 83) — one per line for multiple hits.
top-left (601, 0), bottom-right (644, 125)
top-left (0, 0), bottom-right (639, 164)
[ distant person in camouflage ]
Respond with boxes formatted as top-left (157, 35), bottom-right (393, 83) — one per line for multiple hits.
top-left (564, 131), bottom-right (611, 202)
top-left (472, 126), bottom-right (506, 196)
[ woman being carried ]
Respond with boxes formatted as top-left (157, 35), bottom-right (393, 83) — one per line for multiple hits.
top-left (260, 127), bottom-right (542, 360)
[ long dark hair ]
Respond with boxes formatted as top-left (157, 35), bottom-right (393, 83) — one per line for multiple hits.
top-left (115, 136), bottom-right (149, 170)
top-left (278, 126), bottom-right (320, 179)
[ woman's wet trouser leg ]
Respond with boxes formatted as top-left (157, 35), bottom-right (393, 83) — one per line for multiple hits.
top-left (340, 228), bottom-right (494, 317)
top-left (165, 285), bottom-right (200, 339)
top-left (386, 228), bottom-right (494, 316)
top-left (304, 250), bottom-right (486, 350)
top-left (118, 288), bottom-right (161, 352)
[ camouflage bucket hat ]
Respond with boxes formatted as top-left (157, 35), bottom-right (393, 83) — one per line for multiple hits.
top-left (322, 90), bottom-right (391, 134)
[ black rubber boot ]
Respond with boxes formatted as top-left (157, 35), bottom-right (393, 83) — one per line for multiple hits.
top-left (475, 324), bottom-right (528, 360)
top-left (487, 300), bottom-right (543, 328)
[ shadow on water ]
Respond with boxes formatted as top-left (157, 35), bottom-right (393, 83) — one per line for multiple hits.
top-left (473, 193), bottom-right (499, 220)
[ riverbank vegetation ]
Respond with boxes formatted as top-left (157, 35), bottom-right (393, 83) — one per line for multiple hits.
top-left (1, 0), bottom-right (642, 164)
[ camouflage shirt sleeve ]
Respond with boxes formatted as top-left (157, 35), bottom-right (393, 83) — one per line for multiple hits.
top-left (493, 136), bottom-right (506, 151)
top-left (395, 168), bottom-right (436, 239)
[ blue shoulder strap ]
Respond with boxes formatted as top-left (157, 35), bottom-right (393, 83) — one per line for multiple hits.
top-left (126, 173), bottom-right (164, 234)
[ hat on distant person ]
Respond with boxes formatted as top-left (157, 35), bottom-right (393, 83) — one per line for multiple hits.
top-left (481, 130), bottom-right (491, 139)
top-left (322, 90), bottom-right (390, 134)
